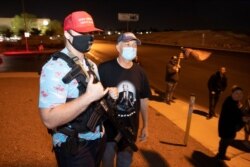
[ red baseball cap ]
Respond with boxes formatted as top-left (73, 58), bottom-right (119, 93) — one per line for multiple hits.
top-left (64, 11), bottom-right (102, 33)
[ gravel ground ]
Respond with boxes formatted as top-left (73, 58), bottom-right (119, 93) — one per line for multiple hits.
top-left (0, 77), bottom-right (228, 167)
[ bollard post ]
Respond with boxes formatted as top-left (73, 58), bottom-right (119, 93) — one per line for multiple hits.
top-left (184, 94), bottom-right (196, 146)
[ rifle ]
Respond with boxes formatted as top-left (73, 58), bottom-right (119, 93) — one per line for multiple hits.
top-left (63, 64), bottom-right (138, 152)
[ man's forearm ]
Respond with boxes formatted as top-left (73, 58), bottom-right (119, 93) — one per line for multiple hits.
top-left (39, 92), bottom-right (94, 129)
top-left (140, 98), bottom-right (148, 128)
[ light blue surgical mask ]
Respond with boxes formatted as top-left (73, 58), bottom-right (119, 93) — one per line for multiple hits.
top-left (121, 47), bottom-right (137, 61)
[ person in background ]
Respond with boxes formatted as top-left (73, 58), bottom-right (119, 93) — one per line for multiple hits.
top-left (38, 11), bottom-right (115, 167)
top-left (207, 67), bottom-right (227, 119)
top-left (242, 95), bottom-right (250, 148)
top-left (38, 41), bottom-right (44, 52)
top-left (165, 55), bottom-right (181, 105)
top-left (99, 32), bottom-right (151, 167)
top-left (215, 85), bottom-right (244, 161)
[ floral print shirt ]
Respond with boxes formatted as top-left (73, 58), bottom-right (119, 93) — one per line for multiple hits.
top-left (38, 48), bottom-right (103, 146)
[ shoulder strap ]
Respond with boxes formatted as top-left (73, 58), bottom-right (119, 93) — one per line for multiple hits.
top-left (84, 56), bottom-right (95, 72)
top-left (52, 51), bottom-right (77, 68)
top-left (52, 52), bottom-right (86, 94)
top-left (83, 56), bottom-right (99, 83)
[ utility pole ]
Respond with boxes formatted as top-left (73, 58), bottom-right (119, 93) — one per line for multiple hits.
top-left (21, 0), bottom-right (29, 51)
top-left (126, 21), bottom-right (129, 31)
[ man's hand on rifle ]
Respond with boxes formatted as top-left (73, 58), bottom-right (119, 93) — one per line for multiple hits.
top-left (86, 75), bottom-right (109, 102)
top-left (139, 127), bottom-right (148, 142)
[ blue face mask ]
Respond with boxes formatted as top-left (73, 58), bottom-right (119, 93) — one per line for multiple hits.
top-left (121, 47), bottom-right (137, 61)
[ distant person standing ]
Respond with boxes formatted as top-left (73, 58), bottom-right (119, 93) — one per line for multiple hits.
top-left (242, 95), bottom-right (250, 148)
top-left (165, 55), bottom-right (181, 105)
top-left (38, 41), bottom-right (44, 52)
top-left (207, 67), bottom-right (227, 119)
top-left (215, 86), bottom-right (244, 161)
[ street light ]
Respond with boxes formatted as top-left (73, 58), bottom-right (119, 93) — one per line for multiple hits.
top-left (24, 32), bottom-right (30, 38)
top-left (40, 19), bottom-right (50, 35)
top-left (43, 19), bottom-right (49, 26)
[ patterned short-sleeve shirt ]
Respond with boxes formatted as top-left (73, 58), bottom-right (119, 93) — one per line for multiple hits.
top-left (38, 48), bottom-right (102, 146)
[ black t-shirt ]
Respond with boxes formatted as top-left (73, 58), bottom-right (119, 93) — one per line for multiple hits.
top-left (98, 59), bottom-right (151, 143)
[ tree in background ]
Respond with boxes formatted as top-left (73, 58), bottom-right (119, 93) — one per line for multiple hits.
top-left (0, 25), bottom-right (12, 37)
top-left (8, 13), bottom-right (63, 37)
top-left (31, 28), bottom-right (41, 36)
top-left (10, 13), bottom-right (37, 36)
top-left (45, 20), bottom-right (63, 36)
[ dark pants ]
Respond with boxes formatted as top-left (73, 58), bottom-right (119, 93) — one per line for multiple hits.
top-left (102, 142), bottom-right (133, 167)
top-left (217, 137), bottom-right (234, 158)
top-left (208, 91), bottom-right (220, 117)
top-left (54, 137), bottom-right (105, 167)
top-left (166, 82), bottom-right (178, 102)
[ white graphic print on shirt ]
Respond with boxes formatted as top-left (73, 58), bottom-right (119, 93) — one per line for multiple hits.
top-left (116, 80), bottom-right (136, 117)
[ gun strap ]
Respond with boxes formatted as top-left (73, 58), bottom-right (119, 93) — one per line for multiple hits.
top-left (53, 52), bottom-right (90, 81)
top-left (87, 104), bottom-right (104, 132)
top-left (83, 56), bottom-right (100, 83)
top-left (56, 126), bottom-right (78, 137)
top-left (74, 57), bottom-right (90, 79)
top-left (52, 51), bottom-right (76, 68)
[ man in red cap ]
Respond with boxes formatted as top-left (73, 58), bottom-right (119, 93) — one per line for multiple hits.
top-left (38, 11), bottom-right (116, 167)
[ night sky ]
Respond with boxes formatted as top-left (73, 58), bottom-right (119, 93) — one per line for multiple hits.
top-left (1, 0), bottom-right (250, 33)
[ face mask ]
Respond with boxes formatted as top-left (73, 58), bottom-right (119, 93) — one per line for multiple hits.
top-left (68, 32), bottom-right (93, 53)
top-left (121, 47), bottom-right (137, 61)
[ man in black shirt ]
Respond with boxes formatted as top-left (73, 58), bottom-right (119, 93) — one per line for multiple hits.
top-left (98, 32), bottom-right (151, 167)
top-left (215, 86), bottom-right (244, 161)
top-left (207, 67), bottom-right (227, 119)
